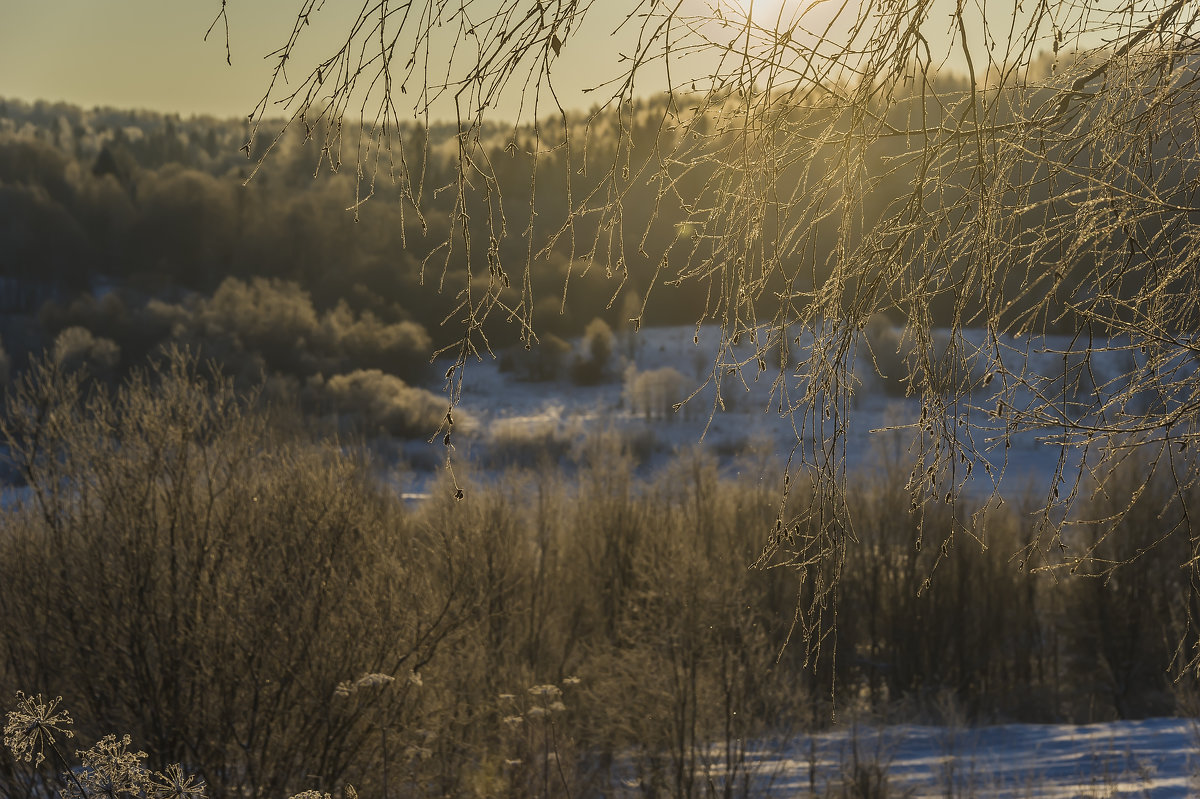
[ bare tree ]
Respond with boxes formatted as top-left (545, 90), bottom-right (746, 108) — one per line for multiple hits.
top-left (223, 0), bottom-right (1200, 668)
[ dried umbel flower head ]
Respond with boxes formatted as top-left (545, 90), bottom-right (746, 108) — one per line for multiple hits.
top-left (288, 791), bottom-right (333, 799)
top-left (3, 692), bottom-right (74, 767)
top-left (67, 734), bottom-right (150, 799)
top-left (148, 763), bottom-right (207, 799)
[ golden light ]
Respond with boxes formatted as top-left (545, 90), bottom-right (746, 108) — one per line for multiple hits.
top-left (715, 0), bottom-right (802, 30)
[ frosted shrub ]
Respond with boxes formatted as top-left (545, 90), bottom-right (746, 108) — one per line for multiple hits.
top-left (485, 408), bottom-right (583, 468)
top-left (193, 277), bottom-right (320, 373)
top-left (52, 326), bottom-right (120, 379)
top-left (317, 368), bottom-right (463, 438)
top-left (319, 301), bottom-right (430, 379)
top-left (149, 278), bottom-right (433, 384)
top-left (622, 365), bottom-right (686, 420)
top-left (570, 317), bottom-right (614, 385)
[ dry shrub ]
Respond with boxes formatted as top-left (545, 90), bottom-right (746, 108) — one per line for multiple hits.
top-left (1058, 457), bottom-right (1198, 720)
top-left (0, 351), bottom-right (479, 799)
top-left (1, 356), bottom-right (1194, 799)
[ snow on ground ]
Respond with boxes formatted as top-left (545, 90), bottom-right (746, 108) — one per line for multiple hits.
top-left (763, 715), bottom-right (1195, 796)
top-left (699, 718), bottom-right (1197, 798)
top-left (443, 324), bottom-right (1156, 496)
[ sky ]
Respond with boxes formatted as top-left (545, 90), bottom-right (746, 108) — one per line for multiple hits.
top-left (2, 3), bottom-right (294, 119)
top-left (0, 0), bottom-right (1103, 124)
top-left (0, 1), bottom-right (701, 122)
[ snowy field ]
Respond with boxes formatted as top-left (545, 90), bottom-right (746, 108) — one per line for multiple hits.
top-left (735, 718), bottom-right (1197, 798)
top-left (443, 323), bottom-right (1174, 496)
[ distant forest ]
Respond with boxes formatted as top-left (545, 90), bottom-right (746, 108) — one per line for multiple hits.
top-left (0, 59), bottom-right (1181, 409)
top-left (0, 95), bottom-right (702, 383)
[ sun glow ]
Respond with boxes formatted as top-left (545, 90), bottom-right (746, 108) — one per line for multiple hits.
top-left (716, 0), bottom-right (804, 31)
top-left (707, 0), bottom-right (851, 52)
top-left (749, 0), bottom-right (797, 27)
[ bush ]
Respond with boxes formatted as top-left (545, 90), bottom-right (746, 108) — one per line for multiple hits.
top-left (484, 407), bottom-right (581, 469)
top-left (622, 364), bottom-right (686, 420)
top-left (0, 348), bottom-right (1193, 799)
top-left (149, 277), bottom-right (433, 385)
top-left (317, 369), bottom-right (461, 438)
top-left (51, 325), bottom-right (120, 380)
top-left (319, 300), bottom-right (431, 379)
top-left (570, 317), bottom-right (614, 385)
top-left (0, 352), bottom-right (482, 798)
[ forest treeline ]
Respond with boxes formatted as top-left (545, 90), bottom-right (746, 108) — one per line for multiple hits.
top-left (0, 95), bottom-right (677, 373)
top-left (0, 94), bottom-right (721, 430)
top-left (1, 55), bottom-right (1180, 399)
top-left (0, 355), bottom-right (1196, 799)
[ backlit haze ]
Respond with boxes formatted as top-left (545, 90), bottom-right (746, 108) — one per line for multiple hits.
top-left (1, 0), bottom-right (1042, 123)
top-left (2, 1), bottom-right (706, 121)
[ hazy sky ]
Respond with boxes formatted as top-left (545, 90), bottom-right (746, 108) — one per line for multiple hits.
top-left (1, 0), bottom-right (1085, 123)
top-left (0, 1), bottom-right (695, 121)
top-left (2, 3), bottom-right (292, 118)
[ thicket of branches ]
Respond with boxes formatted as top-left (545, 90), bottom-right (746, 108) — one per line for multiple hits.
top-left (1, 357), bottom-right (1196, 798)
top-left (226, 0), bottom-right (1200, 666)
